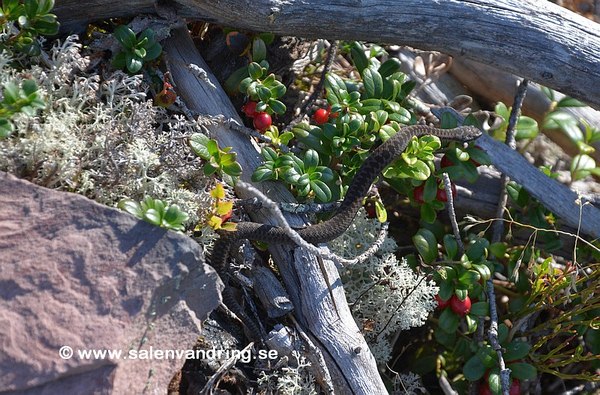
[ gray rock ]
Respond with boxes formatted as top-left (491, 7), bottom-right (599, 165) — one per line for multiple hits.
top-left (0, 172), bottom-right (223, 394)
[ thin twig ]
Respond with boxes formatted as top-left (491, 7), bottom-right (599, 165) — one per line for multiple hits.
top-left (200, 342), bottom-right (254, 395)
top-left (289, 315), bottom-right (335, 394)
top-left (491, 78), bottom-right (529, 243)
top-left (487, 77), bottom-right (529, 395)
top-left (282, 41), bottom-right (338, 133)
top-left (235, 180), bottom-right (387, 267)
top-left (442, 172), bottom-right (464, 255)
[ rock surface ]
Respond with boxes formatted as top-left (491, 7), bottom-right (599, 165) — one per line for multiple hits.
top-left (0, 172), bottom-right (222, 394)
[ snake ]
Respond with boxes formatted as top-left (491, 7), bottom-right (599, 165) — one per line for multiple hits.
top-left (211, 124), bottom-right (482, 339)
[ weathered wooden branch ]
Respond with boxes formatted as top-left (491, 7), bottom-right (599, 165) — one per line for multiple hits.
top-left (164, 26), bottom-right (386, 394)
top-left (55, 0), bottom-right (600, 109)
top-left (450, 59), bottom-right (600, 161)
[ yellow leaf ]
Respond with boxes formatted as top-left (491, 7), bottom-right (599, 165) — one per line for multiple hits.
top-left (216, 200), bottom-right (233, 215)
top-left (207, 215), bottom-right (223, 229)
top-left (210, 183), bottom-right (226, 199)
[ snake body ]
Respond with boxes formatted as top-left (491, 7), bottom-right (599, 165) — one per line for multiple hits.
top-left (212, 124), bottom-right (481, 271)
top-left (212, 125), bottom-right (481, 340)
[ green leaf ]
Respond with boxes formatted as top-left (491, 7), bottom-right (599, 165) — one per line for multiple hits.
top-left (409, 159), bottom-right (431, 180)
top-left (434, 326), bottom-right (456, 348)
top-left (470, 301), bottom-right (489, 317)
top-left (378, 58), bottom-right (402, 78)
top-left (225, 66), bottom-right (249, 94)
top-left (21, 79), bottom-right (38, 96)
top-left (472, 263), bottom-right (491, 281)
top-left (463, 355), bottom-right (487, 381)
top-left (438, 279), bottom-right (454, 301)
top-left (363, 68), bottom-right (383, 98)
top-left (350, 42), bottom-right (369, 73)
top-left (304, 149), bottom-right (319, 170)
top-left (38, 0), bottom-right (55, 15)
top-left (269, 99), bottom-right (286, 115)
top-left (252, 37), bottom-right (267, 62)
top-left (455, 288), bottom-right (468, 300)
top-left (439, 307), bottom-right (459, 334)
top-left (557, 96), bottom-right (586, 108)
top-left (503, 341), bottom-right (531, 361)
top-left (114, 25), bottom-right (137, 48)
top-left (164, 205), bottom-right (188, 226)
top-left (125, 53), bottom-right (143, 73)
top-left (0, 118), bottom-right (14, 138)
top-left (413, 228), bottom-right (438, 263)
top-left (248, 62), bottom-right (263, 80)
top-left (465, 314), bottom-right (478, 334)
top-left (252, 166), bottom-right (275, 182)
top-left (489, 242), bottom-right (507, 258)
top-left (420, 202), bottom-right (437, 224)
top-left (258, 32), bottom-right (275, 45)
top-left (443, 234), bottom-right (458, 259)
top-left (189, 133), bottom-right (211, 159)
top-left (515, 116), bottom-right (539, 140)
top-left (223, 161), bottom-right (243, 177)
top-left (488, 371), bottom-right (501, 394)
top-left (3, 81), bottom-right (19, 104)
top-left (509, 362), bottom-right (537, 380)
top-left (118, 199), bottom-right (143, 218)
top-left (466, 238), bottom-right (489, 261)
top-left (458, 270), bottom-right (481, 287)
top-left (257, 86), bottom-right (272, 102)
top-left (375, 199), bottom-right (387, 223)
top-left (143, 208), bottom-right (162, 225)
top-left (311, 179), bottom-right (332, 202)
top-left (144, 42), bottom-right (162, 61)
top-left (498, 323), bottom-right (509, 345)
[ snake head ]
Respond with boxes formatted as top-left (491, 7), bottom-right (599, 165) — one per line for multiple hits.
top-left (459, 126), bottom-right (483, 142)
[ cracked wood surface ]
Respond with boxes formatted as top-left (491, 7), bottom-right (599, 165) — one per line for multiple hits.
top-left (164, 26), bottom-right (385, 394)
top-left (55, 0), bottom-right (600, 109)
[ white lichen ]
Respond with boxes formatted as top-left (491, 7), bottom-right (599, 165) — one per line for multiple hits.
top-left (256, 353), bottom-right (318, 395)
top-left (392, 371), bottom-right (427, 395)
top-left (329, 209), bottom-right (438, 364)
top-left (0, 35), bottom-right (215, 246)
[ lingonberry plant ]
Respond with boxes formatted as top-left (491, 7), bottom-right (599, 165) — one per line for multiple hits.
top-left (0, 79), bottom-right (45, 137)
top-left (189, 132), bottom-right (243, 183)
top-left (0, 0), bottom-right (60, 56)
top-left (112, 25), bottom-right (162, 74)
top-left (118, 196), bottom-right (189, 232)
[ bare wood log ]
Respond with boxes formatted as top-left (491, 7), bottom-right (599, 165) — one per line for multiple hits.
top-left (450, 59), bottom-right (600, 161)
top-left (55, 0), bottom-right (600, 109)
top-left (164, 26), bottom-right (386, 394)
top-left (394, 50), bottom-right (600, 240)
top-left (474, 133), bottom-right (600, 239)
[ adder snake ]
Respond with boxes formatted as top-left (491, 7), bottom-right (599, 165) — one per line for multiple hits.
top-left (211, 124), bottom-right (481, 339)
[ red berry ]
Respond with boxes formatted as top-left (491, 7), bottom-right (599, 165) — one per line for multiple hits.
top-left (435, 294), bottom-right (450, 309)
top-left (253, 112), bottom-right (272, 132)
top-left (478, 383), bottom-right (493, 395)
top-left (509, 379), bottom-right (520, 395)
top-left (440, 154), bottom-right (455, 168)
top-left (242, 101), bottom-right (258, 118)
top-left (436, 182), bottom-right (457, 202)
top-left (450, 295), bottom-right (471, 316)
top-left (313, 108), bottom-right (330, 125)
top-left (413, 184), bottom-right (425, 204)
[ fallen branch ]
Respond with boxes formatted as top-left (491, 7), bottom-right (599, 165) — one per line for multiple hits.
top-left (55, 0), bottom-right (600, 109)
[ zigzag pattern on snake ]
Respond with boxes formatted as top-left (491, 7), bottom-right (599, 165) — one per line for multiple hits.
top-left (211, 124), bottom-right (482, 340)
